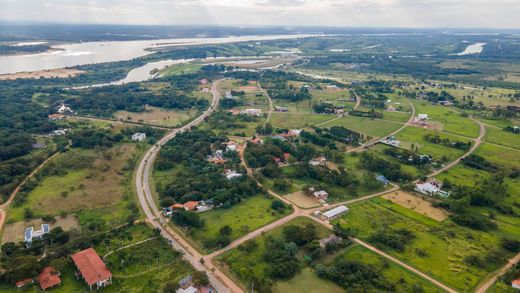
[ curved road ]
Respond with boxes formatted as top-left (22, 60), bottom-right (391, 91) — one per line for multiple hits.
top-left (135, 79), bottom-right (243, 293)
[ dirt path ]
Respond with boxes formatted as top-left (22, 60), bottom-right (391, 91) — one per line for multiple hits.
top-left (315, 115), bottom-right (343, 127)
top-left (427, 118), bottom-right (485, 178)
top-left (347, 100), bottom-right (416, 153)
top-left (102, 237), bottom-right (156, 260)
top-left (474, 253), bottom-right (520, 293)
top-left (258, 82), bottom-right (273, 127)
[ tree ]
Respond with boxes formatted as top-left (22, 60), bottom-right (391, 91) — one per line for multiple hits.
top-left (219, 225), bottom-right (232, 236)
top-left (192, 271), bottom-right (210, 287)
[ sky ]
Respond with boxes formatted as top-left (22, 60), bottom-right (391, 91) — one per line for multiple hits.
top-left (1, 0), bottom-right (519, 29)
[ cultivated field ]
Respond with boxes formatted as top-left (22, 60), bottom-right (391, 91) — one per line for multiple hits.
top-left (382, 191), bottom-right (449, 221)
top-left (285, 191), bottom-right (321, 208)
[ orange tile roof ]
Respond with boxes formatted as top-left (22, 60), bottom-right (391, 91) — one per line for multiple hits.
top-left (39, 266), bottom-right (61, 290)
top-left (71, 248), bottom-right (112, 286)
top-left (171, 203), bottom-right (184, 209)
top-left (183, 201), bottom-right (199, 211)
top-left (513, 278), bottom-right (520, 287)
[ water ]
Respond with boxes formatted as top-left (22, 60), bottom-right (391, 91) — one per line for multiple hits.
top-left (0, 34), bottom-right (313, 75)
top-left (456, 42), bottom-right (486, 55)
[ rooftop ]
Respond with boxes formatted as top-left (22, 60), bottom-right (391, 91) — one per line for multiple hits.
top-left (71, 248), bottom-right (112, 286)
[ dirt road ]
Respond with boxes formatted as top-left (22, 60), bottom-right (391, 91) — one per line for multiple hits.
top-left (474, 253), bottom-right (520, 293)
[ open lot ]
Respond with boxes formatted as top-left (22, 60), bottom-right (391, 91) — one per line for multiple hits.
top-left (185, 195), bottom-right (292, 252)
top-left (474, 143), bottom-right (520, 171)
top-left (270, 112), bottom-right (336, 129)
top-left (285, 191), bottom-right (321, 208)
top-left (1, 215), bottom-right (79, 244)
top-left (483, 126), bottom-right (520, 150)
top-left (115, 106), bottom-right (198, 127)
top-left (334, 197), bottom-right (518, 291)
top-left (0, 68), bottom-right (85, 80)
top-left (382, 191), bottom-right (449, 221)
top-left (320, 115), bottom-right (403, 138)
top-left (6, 144), bottom-right (139, 225)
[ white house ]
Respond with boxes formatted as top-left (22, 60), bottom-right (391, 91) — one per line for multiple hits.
top-left (380, 137), bottom-right (400, 147)
top-left (57, 104), bottom-right (73, 114)
top-left (224, 169), bottom-right (242, 180)
top-left (176, 286), bottom-right (198, 293)
top-left (131, 133), bottom-right (146, 141)
top-left (322, 205), bottom-right (349, 221)
top-left (313, 190), bottom-right (329, 201)
top-left (415, 181), bottom-right (450, 197)
top-left (309, 157), bottom-right (327, 166)
top-left (240, 108), bottom-right (262, 116)
top-left (417, 114), bottom-right (429, 120)
top-left (226, 143), bottom-right (237, 152)
top-left (25, 224), bottom-right (50, 245)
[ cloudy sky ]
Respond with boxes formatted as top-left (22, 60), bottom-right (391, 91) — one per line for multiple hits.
top-left (1, 0), bottom-right (519, 28)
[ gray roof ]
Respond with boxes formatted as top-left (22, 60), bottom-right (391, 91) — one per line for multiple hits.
top-left (322, 205), bottom-right (349, 219)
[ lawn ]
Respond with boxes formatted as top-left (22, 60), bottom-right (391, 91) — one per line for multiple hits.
top-left (320, 116), bottom-right (403, 138)
top-left (273, 267), bottom-right (344, 293)
top-left (270, 112), bottom-right (336, 129)
top-left (395, 126), bottom-right (470, 161)
top-left (382, 111), bottom-right (412, 123)
top-left (483, 126), bottom-right (520, 150)
top-left (185, 194), bottom-right (292, 252)
top-left (7, 144), bottom-right (140, 226)
top-left (410, 100), bottom-right (480, 138)
top-left (334, 197), bottom-right (518, 291)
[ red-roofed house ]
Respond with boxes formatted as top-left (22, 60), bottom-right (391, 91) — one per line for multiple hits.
top-left (171, 203), bottom-right (184, 210)
top-left (184, 201), bottom-right (199, 211)
top-left (39, 266), bottom-right (61, 291)
top-left (15, 278), bottom-right (34, 288)
top-left (513, 278), bottom-right (520, 289)
top-left (71, 248), bottom-right (112, 290)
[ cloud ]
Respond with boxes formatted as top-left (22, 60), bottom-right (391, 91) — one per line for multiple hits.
top-left (1, 0), bottom-right (519, 28)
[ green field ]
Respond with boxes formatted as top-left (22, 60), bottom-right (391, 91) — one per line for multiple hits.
top-left (320, 116), bottom-right (403, 138)
top-left (185, 195), bottom-right (292, 252)
top-left (410, 100), bottom-right (480, 138)
top-left (474, 143), bottom-right (520, 170)
top-left (382, 111), bottom-right (412, 123)
top-left (334, 197), bottom-right (517, 291)
top-left (270, 112), bottom-right (337, 129)
top-left (6, 144), bottom-right (140, 226)
top-left (395, 126), bottom-right (470, 161)
top-left (159, 63), bottom-right (202, 76)
top-left (483, 126), bottom-right (520, 150)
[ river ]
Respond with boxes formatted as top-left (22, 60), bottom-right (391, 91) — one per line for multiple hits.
top-left (0, 34), bottom-right (313, 75)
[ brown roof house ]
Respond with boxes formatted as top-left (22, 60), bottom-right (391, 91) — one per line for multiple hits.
top-left (38, 266), bottom-right (61, 291)
top-left (71, 248), bottom-right (112, 290)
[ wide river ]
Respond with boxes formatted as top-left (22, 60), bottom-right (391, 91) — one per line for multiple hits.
top-left (0, 34), bottom-right (312, 75)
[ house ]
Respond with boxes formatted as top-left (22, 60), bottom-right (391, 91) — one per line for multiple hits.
top-left (313, 190), bottom-right (329, 201)
top-left (240, 108), bottom-right (262, 116)
top-left (322, 205), bottom-right (349, 221)
top-left (386, 105), bottom-right (397, 112)
top-left (281, 129), bottom-right (301, 138)
top-left (512, 278), bottom-right (520, 289)
top-left (309, 157), bottom-right (327, 166)
top-left (438, 101), bottom-right (454, 106)
top-left (48, 114), bottom-right (65, 120)
top-left (228, 109), bottom-right (241, 116)
top-left (417, 114), bottom-right (429, 121)
top-left (224, 169), bottom-right (242, 180)
top-left (171, 203), bottom-right (184, 210)
top-left (177, 286), bottom-right (198, 293)
top-left (225, 91), bottom-right (234, 99)
top-left (225, 142), bottom-right (237, 152)
top-left (39, 266), bottom-right (61, 291)
top-left (131, 133), bottom-right (146, 141)
top-left (15, 278), bottom-right (34, 288)
top-left (25, 224), bottom-right (50, 245)
top-left (183, 201), bottom-right (200, 211)
top-left (201, 88), bottom-right (210, 93)
top-left (376, 175), bottom-right (390, 186)
top-left (319, 234), bottom-right (343, 248)
top-left (50, 129), bottom-right (68, 136)
top-left (71, 248), bottom-right (112, 290)
top-left (57, 104), bottom-right (73, 114)
top-left (274, 106), bottom-right (288, 112)
top-left (250, 137), bottom-right (263, 144)
top-left (415, 180), bottom-right (450, 197)
top-left (380, 136), bottom-right (400, 147)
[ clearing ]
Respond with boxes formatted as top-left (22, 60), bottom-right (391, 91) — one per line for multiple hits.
top-left (382, 191), bottom-right (449, 221)
top-left (115, 106), bottom-right (198, 127)
top-left (285, 191), bottom-right (321, 208)
top-left (1, 215), bottom-right (79, 244)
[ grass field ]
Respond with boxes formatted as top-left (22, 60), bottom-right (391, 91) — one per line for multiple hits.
top-left (474, 143), bottom-right (520, 170)
top-left (115, 106), bottom-right (198, 127)
top-left (186, 194), bottom-right (292, 252)
top-left (320, 116), bottom-right (403, 138)
top-left (273, 267), bottom-right (345, 293)
top-left (159, 63), bottom-right (202, 77)
top-left (410, 100), bottom-right (480, 138)
top-left (334, 197), bottom-right (518, 291)
top-left (270, 112), bottom-right (336, 129)
top-left (395, 126), bottom-right (470, 161)
top-left (483, 126), bottom-right (520, 150)
top-left (6, 144), bottom-right (140, 226)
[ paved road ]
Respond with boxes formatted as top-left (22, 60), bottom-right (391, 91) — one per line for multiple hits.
top-left (135, 80), bottom-right (243, 293)
top-left (475, 253), bottom-right (520, 293)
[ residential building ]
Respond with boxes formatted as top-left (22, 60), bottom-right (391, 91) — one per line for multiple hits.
top-left (386, 105), bottom-right (397, 112)
top-left (57, 104), bottom-right (73, 114)
top-left (131, 133), bottom-right (146, 141)
top-left (183, 201), bottom-right (200, 211)
top-left (322, 205), bottom-right (349, 221)
top-left (240, 108), bottom-right (262, 116)
top-left (376, 175), bottom-right (390, 186)
top-left (313, 190), bottom-right (329, 201)
top-left (39, 266), bottom-right (61, 291)
top-left (71, 248), bottom-right (112, 290)
top-left (319, 234), bottom-right (343, 248)
top-left (225, 142), bottom-right (237, 152)
top-left (50, 129), bottom-right (68, 136)
top-left (274, 106), bottom-right (288, 112)
top-left (512, 278), bottom-right (520, 289)
top-left (177, 286), bottom-right (198, 293)
top-left (417, 113), bottom-right (429, 120)
top-left (25, 224), bottom-right (50, 245)
top-left (309, 157), bottom-right (327, 166)
top-left (380, 137), bottom-right (400, 147)
top-left (415, 180), bottom-right (450, 197)
top-left (224, 169), bottom-right (242, 180)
